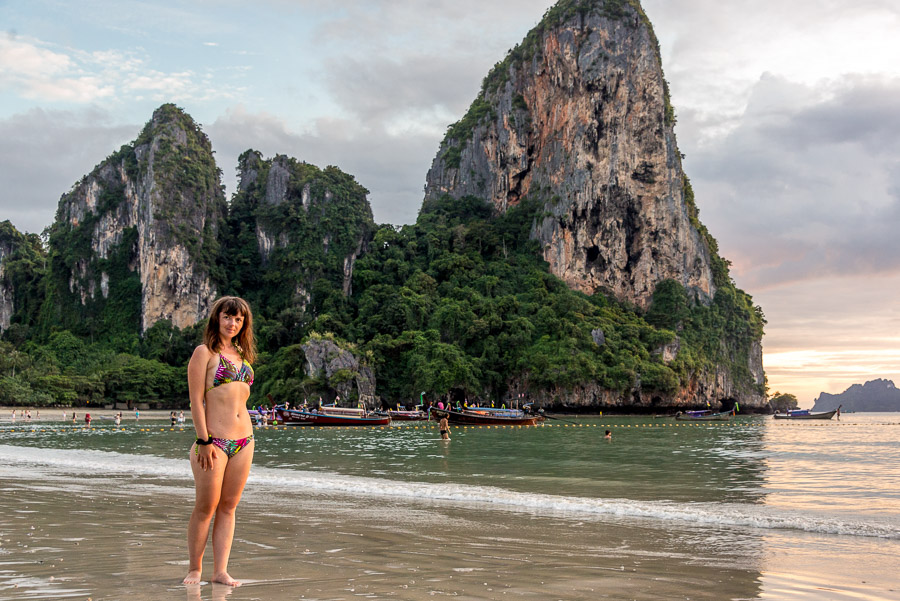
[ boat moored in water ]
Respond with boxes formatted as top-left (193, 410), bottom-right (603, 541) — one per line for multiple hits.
top-left (674, 409), bottom-right (734, 421)
top-left (432, 407), bottom-right (544, 426)
top-left (773, 407), bottom-right (839, 420)
top-left (375, 408), bottom-right (429, 421)
top-left (276, 405), bottom-right (391, 426)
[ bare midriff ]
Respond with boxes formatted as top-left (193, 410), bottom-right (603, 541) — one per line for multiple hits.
top-left (203, 381), bottom-right (252, 439)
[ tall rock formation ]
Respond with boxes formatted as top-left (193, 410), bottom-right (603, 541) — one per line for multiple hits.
top-left (424, 0), bottom-right (765, 407)
top-left (0, 222), bottom-right (22, 331)
top-left (43, 104), bottom-right (226, 336)
top-left (812, 379), bottom-right (900, 413)
top-left (0, 221), bottom-right (46, 336)
top-left (425, 0), bottom-right (713, 308)
top-left (225, 150), bottom-right (374, 339)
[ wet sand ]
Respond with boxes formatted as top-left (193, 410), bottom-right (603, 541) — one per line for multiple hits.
top-left (0, 466), bottom-right (766, 601)
top-left (3, 415), bottom-right (898, 600)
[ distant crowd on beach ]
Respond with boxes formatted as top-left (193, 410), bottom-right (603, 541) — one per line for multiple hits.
top-left (5, 408), bottom-right (194, 427)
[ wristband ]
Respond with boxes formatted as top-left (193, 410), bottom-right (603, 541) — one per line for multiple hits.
top-left (196, 436), bottom-right (214, 446)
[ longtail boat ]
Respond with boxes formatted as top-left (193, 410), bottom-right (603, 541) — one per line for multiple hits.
top-left (432, 407), bottom-right (544, 426)
top-left (375, 408), bottom-right (429, 421)
top-left (276, 406), bottom-right (391, 426)
top-left (773, 408), bottom-right (838, 420)
top-left (674, 409), bottom-right (733, 421)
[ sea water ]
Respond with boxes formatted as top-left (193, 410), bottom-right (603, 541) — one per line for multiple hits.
top-left (0, 413), bottom-right (898, 600)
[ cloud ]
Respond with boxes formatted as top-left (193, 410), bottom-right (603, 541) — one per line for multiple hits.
top-left (0, 33), bottom-right (243, 107)
top-left (682, 74), bottom-right (900, 290)
top-left (205, 105), bottom-right (437, 226)
top-left (0, 33), bottom-right (71, 76)
top-left (0, 107), bottom-right (137, 234)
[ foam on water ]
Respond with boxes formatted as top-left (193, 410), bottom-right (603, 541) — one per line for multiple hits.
top-left (2, 444), bottom-right (897, 540)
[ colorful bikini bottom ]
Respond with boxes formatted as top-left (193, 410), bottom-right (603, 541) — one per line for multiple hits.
top-left (210, 435), bottom-right (254, 458)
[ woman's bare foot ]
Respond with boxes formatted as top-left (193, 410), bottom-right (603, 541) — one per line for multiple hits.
top-left (212, 572), bottom-right (241, 586)
top-left (183, 569), bottom-right (202, 585)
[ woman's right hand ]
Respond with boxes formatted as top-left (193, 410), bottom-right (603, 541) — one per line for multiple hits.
top-left (196, 443), bottom-right (217, 471)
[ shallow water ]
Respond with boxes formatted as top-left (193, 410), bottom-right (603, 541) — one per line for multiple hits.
top-left (1, 413), bottom-right (898, 600)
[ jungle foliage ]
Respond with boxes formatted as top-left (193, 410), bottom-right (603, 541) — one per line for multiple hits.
top-left (0, 99), bottom-right (764, 408)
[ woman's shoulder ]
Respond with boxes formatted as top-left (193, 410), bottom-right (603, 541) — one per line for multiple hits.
top-left (191, 344), bottom-right (217, 361)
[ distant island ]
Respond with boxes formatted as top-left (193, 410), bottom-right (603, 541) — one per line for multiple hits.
top-left (812, 379), bottom-right (900, 412)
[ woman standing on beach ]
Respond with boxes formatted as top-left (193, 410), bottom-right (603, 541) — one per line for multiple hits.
top-left (183, 296), bottom-right (256, 587)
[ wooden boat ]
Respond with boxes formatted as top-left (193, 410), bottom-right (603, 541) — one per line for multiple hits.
top-left (375, 408), bottom-right (429, 421)
top-left (432, 408), bottom-right (544, 426)
top-left (773, 409), bottom-right (838, 420)
top-left (276, 406), bottom-right (391, 426)
top-left (674, 409), bottom-right (733, 421)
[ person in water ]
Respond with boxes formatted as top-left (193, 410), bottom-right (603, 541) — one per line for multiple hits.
top-left (184, 296), bottom-right (257, 587)
top-left (439, 415), bottom-right (450, 440)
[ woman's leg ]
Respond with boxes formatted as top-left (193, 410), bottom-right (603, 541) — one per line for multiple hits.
top-left (184, 444), bottom-right (227, 584)
top-left (211, 441), bottom-right (254, 586)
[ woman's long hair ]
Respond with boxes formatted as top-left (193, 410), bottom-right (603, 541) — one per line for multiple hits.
top-left (203, 296), bottom-right (256, 364)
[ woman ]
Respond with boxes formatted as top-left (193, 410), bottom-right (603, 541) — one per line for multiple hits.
top-left (183, 296), bottom-right (256, 587)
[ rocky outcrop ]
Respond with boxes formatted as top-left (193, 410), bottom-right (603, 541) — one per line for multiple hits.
top-left (425, 0), bottom-right (713, 308)
top-left (0, 224), bottom-right (19, 331)
top-left (230, 150), bottom-right (375, 315)
top-left (0, 221), bottom-right (46, 335)
top-left (424, 0), bottom-right (765, 409)
top-left (300, 337), bottom-right (377, 407)
top-left (813, 379), bottom-right (900, 413)
top-left (51, 104), bottom-right (226, 332)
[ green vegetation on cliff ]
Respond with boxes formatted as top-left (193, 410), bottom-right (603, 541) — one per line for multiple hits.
top-left (221, 151), bottom-right (375, 349)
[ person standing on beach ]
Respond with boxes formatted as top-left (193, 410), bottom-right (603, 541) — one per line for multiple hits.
top-left (184, 296), bottom-right (257, 587)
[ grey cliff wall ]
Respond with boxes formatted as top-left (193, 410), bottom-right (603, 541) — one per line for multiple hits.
top-left (54, 104), bottom-right (226, 331)
top-left (425, 5), bottom-right (713, 309)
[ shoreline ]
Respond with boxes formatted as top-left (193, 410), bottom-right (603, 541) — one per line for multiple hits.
top-left (0, 458), bottom-right (768, 601)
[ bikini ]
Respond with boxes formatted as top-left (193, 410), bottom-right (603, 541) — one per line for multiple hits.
top-left (203, 350), bottom-right (256, 458)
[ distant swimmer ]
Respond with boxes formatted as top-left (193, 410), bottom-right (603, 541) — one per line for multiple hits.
top-left (184, 296), bottom-right (257, 587)
top-left (604, 430), bottom-right (611, 439)
top-left (439, 415), bottom-right (450, 440)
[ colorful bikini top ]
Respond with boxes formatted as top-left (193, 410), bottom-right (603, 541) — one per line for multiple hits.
top-left (207, 350), bottom-right (254, 392)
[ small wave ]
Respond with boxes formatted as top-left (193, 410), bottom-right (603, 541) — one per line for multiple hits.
top-left (1, 445), bottom-right (897, 540)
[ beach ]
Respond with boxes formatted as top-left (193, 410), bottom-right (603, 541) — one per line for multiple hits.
top-left (1, 413), bottom-right (899, 600)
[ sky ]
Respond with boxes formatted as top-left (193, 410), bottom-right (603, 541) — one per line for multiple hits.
top-left (1, 0), bottom-right (899, 406)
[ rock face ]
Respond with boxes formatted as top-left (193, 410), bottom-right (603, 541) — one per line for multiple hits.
top-left (424, 0), bottom-right (765, 409)
top-left (300, 337), bottom-right (377, 408)
top-left (0, 223), bottom-right (19, 331)
top-left (813, 379), bottom-right (900, 412)
top-left (0, 221), bottom-right (46, 336)
top-left (228, 150), bottom-right (374, 320)
top-left (425, 0), bottom-right (713, 308)
top-left (49, 104), bottom-right (226, 333)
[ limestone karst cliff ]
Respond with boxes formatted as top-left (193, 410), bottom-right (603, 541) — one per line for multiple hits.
top-left (225, 150), bottom-right (375, 342)
top-left (42, 104), bottom-right (226, 335)
top-left (426, 0), bottom-right (713, 307)
top-left (424, 0), bottom-right (765, 408)
top-left (0, 221), bottom-right (46, 338)
top-left (0, 221), bottom-right (27, 331)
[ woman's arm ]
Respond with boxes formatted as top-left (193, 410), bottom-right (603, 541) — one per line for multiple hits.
top-left (188, 345), bottom-right (216, 469)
